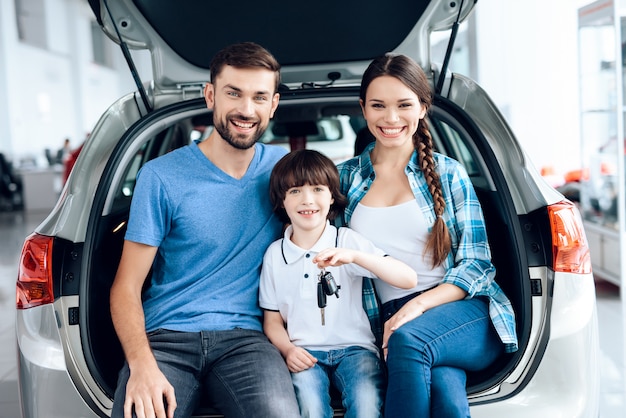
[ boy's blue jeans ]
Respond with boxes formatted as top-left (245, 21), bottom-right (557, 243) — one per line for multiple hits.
top-left (290, 346), bottom-right (384, 418)
top-left (112, 328), bottom-right (300, 418)
top-left (382, 297), bottom-right (503, 418)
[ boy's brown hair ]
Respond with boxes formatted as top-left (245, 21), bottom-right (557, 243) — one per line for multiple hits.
top-left (270, 149), bottom-right (347, 224)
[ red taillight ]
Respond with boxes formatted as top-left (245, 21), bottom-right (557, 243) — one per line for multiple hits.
top-left (16, 233), bottom-right (55, 309)
top-left (547, 201), bottom-right (592, 274)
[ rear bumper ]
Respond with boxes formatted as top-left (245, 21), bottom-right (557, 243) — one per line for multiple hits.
top-left (472, 272), bottom-right (600, 417)
top-left (16, 304), bottom-right (98, 418)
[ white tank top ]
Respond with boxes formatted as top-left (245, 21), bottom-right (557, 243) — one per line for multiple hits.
top-left (351, 200), bottom-right (445, 303)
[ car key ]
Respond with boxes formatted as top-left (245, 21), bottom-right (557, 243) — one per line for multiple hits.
top-left (320, 268), bottom-right (340, 298)
top-left (317, 280), bottom-right (327, 325)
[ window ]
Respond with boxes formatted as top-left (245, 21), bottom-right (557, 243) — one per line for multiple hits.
top-left (14, 0), bottom-right (47, 48)
top-left (432, 118), bottom-right (479, 177)
top-left (91, 21), bottom-right (114, 67)
top-left (259, 116), bottom-right (356, 163)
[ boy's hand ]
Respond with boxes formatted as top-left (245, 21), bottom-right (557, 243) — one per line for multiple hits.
top-left (284, 346), bottom-right (318, 373)
top-left (313, 248), bottom-right (356, 268)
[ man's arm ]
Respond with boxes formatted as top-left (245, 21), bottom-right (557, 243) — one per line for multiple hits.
top-left (110, 240), bottom-right (176, 418)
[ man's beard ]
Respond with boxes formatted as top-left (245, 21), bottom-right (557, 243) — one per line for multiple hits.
top-left (214, 115), bottom-right (266, 150)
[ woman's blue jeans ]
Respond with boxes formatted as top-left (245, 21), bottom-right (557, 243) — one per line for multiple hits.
top-left (382, 297), bottom-right (503, 418)
top-left (111, 328), bottom-right (300, 418)
top-left (290, 346), bottom-right (384, 418)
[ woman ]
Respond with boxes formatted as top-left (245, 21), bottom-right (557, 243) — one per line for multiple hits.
top-left (337, 54), bottom-right (518, 417)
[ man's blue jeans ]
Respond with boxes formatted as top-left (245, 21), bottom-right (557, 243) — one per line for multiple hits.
top-left (382, 297), bottom-right (503, 418)
top-left (111, 328), bottom-right (300, 418)
top-left (290, 346), bottom-right (384, 418)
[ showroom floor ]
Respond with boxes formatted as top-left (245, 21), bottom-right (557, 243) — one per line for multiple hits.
top-left (0, 210), bottom-right (623, 417)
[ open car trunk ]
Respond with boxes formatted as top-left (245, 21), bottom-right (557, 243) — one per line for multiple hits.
top-left (87, 0), bottom-right (474, 93)
top-left (79, 87), bottom-right (531, 416)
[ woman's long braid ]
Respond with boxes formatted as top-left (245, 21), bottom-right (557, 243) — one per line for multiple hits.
top-left (415, 120), bottom-right (451, 267)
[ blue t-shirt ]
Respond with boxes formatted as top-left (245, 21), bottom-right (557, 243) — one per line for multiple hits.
top-left (125, 140), bottom-right (287, 332)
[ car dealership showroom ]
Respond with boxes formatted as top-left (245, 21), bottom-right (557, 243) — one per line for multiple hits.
top-left (1, 0), bottom-right (624, 417)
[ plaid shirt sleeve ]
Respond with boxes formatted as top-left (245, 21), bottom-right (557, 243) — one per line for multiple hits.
top-left (431, 155), bottom-right (518, 353)
top-left (362, 277), bottom-right (383, 347)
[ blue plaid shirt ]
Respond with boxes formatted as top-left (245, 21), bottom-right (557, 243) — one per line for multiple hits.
top-left (337, 145), bottom-right (518, 353)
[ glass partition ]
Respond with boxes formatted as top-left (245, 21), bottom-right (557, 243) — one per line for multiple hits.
top-left (578, 0), bottom-right (626, 285)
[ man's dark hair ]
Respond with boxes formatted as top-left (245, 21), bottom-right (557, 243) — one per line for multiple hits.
top-left (209, 42), bottom-right (281, 92)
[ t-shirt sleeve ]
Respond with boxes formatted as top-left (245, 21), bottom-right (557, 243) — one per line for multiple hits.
top-left (259, 250), bottom-right (279, 311)
top-left (124, 165), bottom-right (170, 247)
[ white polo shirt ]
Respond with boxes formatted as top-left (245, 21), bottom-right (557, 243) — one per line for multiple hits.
top-left (259, 222), bottom-right (386, 354)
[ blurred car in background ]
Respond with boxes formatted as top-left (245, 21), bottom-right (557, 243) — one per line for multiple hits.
top-left (259, 115), bottom-right (356, 163)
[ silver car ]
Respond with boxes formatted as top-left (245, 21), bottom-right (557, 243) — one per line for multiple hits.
top-left (15, 0), bottom-right (600, 417)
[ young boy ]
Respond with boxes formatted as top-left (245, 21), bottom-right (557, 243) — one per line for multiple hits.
top-left (259, 149), bottom-right (417, 418)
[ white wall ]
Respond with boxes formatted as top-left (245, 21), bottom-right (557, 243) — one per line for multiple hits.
top-left (474, 0), bottom-right (593, 179)
top-left (0, 0), bottom-right (148, 166)
top-left (0, 0), bottom-right (14, 158)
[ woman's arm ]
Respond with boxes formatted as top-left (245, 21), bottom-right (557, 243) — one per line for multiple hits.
top-left (381, 283), bottom-right (467, 357)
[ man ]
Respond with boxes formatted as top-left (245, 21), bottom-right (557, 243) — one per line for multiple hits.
top-left (110, 42), bottom-right (300, 418)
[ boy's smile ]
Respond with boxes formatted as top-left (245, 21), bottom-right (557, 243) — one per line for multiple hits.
top-left (298, 209), bottom-right (320, 216)
top-left (283, 183), bottom-right (334, 247)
